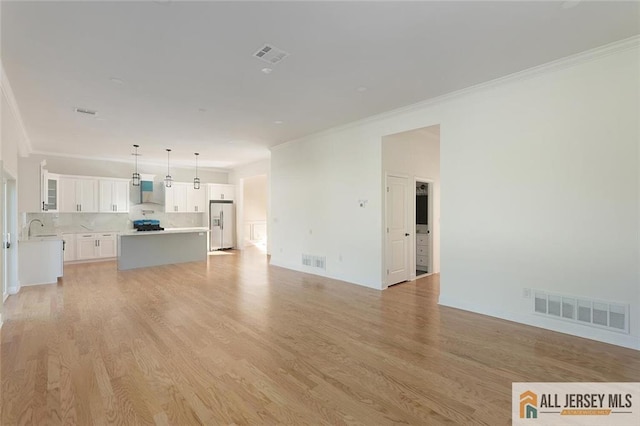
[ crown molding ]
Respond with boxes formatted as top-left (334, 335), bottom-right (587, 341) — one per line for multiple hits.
top-left (272, 35), bottom-right (640, 152)
top-left (1, 63), bottom-right (33, 157)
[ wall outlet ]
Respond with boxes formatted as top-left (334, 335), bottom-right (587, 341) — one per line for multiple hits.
top-left (522, 288), bottom-right (532, 299)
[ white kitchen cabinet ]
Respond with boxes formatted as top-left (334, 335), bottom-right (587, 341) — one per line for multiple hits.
top-left (416, 233), bottom-right (430, 272)
top-left (208, 184), bottom-right (235, 201)
top-left (63, 233), bottom-right (76, 262)
top-left (186, 185), bottom-right (206, 213)
top-left (76, 233), bottom-right (98, 260)
top-left (60, 177), bottom-right (98, 212)
top-left (165, 182), bottom-right (200, 213)
top-left (75, 233), bottom-right (117, 260)
top-left (97, 233), bottom-right (117, 258)
top-left (19, 239), bottom-right (63, 285)
top-left (41, 171), bottom-right (59, 212)
top-left (99, 179), bottom-right (130, 213)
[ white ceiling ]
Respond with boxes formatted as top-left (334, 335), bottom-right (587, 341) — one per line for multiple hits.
top-left (2, 1), bottom-right (638, 170)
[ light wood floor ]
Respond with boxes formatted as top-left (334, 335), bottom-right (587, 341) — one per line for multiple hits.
top-left (2, 248), bottom-right (639, 425)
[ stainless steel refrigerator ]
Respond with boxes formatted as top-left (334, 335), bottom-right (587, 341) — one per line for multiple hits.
top-left (209, 200), bottom-right (235, 250)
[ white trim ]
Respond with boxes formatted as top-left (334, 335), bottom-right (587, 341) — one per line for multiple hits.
top-left (271, 35), bottom-right (640, 153)
top-left (8, 281), bottom-right (20, 295)
top-left (0, 313), bottom-right (3, 329)
top-left (0, 63), bottom-right (33, 156)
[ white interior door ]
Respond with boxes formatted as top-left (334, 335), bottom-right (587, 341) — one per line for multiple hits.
top-left (386, 175), bottom-right (410, 286)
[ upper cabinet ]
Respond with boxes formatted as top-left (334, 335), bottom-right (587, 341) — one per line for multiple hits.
top-left (41, 172), bottom-right (59, 212)
top-left (208, 184), bottom-right (235, 201)
top-left (59, 177), bottom-right (99, 213)
top-left (165, 183), bottom-right (187, 213)
top-left (99, 179), bottom-right (130, 213)
top-left (186, 185), bottom-right (206, 213)
top-left (165, 182), bottom-right (206, 213)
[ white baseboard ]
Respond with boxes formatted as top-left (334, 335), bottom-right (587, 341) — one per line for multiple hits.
top-left (8, 281), bottom-right (20, 295)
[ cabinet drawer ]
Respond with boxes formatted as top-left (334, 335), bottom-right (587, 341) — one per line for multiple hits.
top-left (416, 234), bottom-right (428, 245)
top-left (416, 255), bottom-right (429, 267)
top-left (416, 245), bottom-right (428, 256)
top-left (77, 233), bottom-right (96, 240)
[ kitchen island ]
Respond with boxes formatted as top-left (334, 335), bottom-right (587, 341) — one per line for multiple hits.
top-left (117, 227), bottom-right (208, 270)
top-left (19, 237), bottom-right (64, 285)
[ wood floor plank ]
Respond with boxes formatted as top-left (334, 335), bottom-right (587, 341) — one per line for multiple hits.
top-left (2, 247), bottom-right (639, 425)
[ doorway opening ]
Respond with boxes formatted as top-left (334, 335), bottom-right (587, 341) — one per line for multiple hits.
top-left (240, 174), bottom-right (268, 253)
top-left (382, 124), bottom-right (440, 288)
top-left (415, 180), bottom-right (432, 277)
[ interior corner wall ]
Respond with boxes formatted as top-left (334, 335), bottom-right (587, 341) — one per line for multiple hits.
top-left (382, 128), bottom-right (441, 277)
top-left (270, 44), bottom-right (639, 349)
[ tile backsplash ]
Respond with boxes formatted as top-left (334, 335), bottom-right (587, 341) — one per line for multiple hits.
top-left (23, 207), bottom-right (206, 239)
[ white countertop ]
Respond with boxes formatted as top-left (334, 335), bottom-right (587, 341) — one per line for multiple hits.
top-left (120, 227), bottom-right (209, 236)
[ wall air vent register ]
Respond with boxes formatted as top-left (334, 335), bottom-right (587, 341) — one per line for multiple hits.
top-left (533, 290), bottom-right (629, 334)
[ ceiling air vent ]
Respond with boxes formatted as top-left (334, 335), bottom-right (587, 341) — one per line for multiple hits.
top-left (74, 107), bottom-right (97, 116)
top-left (253, 44), bottom-right (290, 65)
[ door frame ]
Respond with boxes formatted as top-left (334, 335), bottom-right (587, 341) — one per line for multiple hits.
top-left (383, 172), bottom-right (411, 288)
top-left (414, 177), bottom-right (435, 277)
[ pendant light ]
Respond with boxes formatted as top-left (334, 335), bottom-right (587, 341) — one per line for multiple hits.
top-left (193, 152), bottom-right (201, 189)
top-left (131, 144), bottom-right (141, 186)
top-left (164, 149), bottom-right (173, 188)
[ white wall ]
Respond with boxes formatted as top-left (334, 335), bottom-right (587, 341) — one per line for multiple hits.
top-left (271, 126), bottom-right (383, 287)
top-left (382, 126), bottom-right (440, 277)
top-left (270, 40), bottom-right (639, 349)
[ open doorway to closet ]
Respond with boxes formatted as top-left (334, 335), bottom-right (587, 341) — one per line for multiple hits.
top-left (415, 180), bottom-right (432, 277)
top-left (382, 124), bottom-right (440, 287)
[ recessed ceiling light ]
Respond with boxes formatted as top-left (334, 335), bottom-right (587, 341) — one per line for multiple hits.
top-left (110, 77), bottom-right (124, 85)
top-left (561, 1), bottom-right (581, 10)
top-left (261, 67), bottom-right (273, 74)
top-left (356, 86), bottom-right (368, 92)
top-left (228, 140), bottom-right (235, 144)
top-left (274, 120), bottom-right (283, 125)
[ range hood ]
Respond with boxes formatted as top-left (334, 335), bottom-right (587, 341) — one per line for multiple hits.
top-left (132, 174), bottom-right (164, 205)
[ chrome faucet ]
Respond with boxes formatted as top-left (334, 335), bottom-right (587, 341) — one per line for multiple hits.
top-left (28, 219), bottom-right (44, 238)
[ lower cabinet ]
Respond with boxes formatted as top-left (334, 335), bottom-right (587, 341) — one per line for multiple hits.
top-left (63, 234), bottom-right (77, 262)
top-left (416, 233), bottom-right (429, 272)
top-left (74, 233), bottom-right (117, 261)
